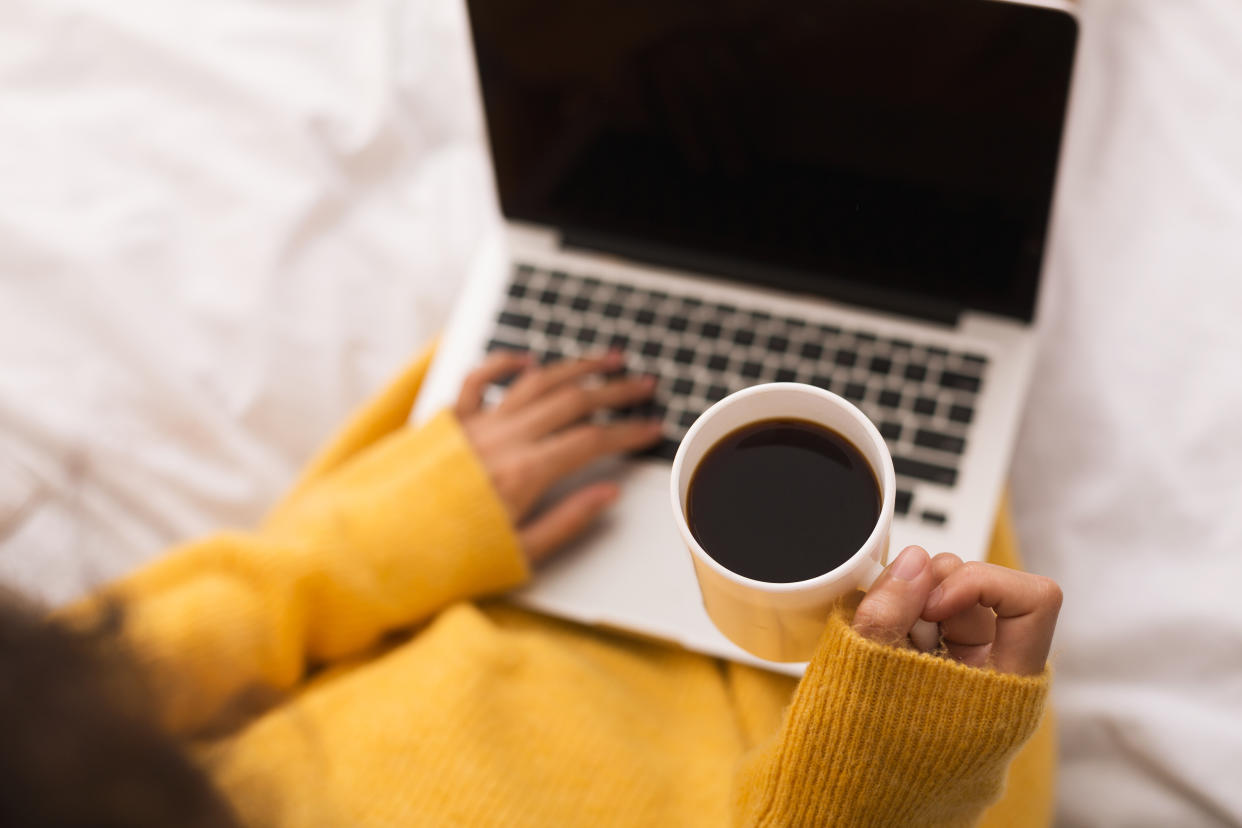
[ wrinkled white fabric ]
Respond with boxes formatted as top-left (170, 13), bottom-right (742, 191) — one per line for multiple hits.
top-left (1, 0), bottom-right (1240, 825)
top-left (1011, 2), bottom-right (1242, 825)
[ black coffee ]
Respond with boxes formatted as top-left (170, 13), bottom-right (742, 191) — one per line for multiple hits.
top-left (686, 418), bottom-right (880, 583)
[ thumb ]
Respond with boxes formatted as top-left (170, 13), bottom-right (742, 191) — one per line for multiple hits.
top-left (852, 546), bottom-right (934, 648)
top-left (518, 483), bottom-right (620, 564)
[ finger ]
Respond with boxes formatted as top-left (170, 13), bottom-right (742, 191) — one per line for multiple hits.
top-left (531, 419), bottom-right (665, 488)
top-left (852, 546), bottom-right (934, 648)
top-left (922, 562), bottom-right (1062, 675)
top-left (498, 352), bottom-right (624, 413)
top-left (927, 554), bottom-right (996, 666)
top-left (454, 351), bottom-right (532, 418)
top-left (509, 375), bottom-right (656, 440)
top-left (519, 482), bottom-right (620, 564)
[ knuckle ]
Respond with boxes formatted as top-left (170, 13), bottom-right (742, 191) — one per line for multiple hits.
top-left (581, 424), bottom-right (608, 449)
top-left (1035, 576), bottom-right (1064, 610)
top-left (853, 595), bottom-right (902, 639)
top-left (961, 560), bottom-right (989, 580)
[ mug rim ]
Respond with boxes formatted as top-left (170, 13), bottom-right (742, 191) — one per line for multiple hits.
top-left (669, 382), bottom-right (897, 594)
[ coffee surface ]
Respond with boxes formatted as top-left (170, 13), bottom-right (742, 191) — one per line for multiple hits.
top-left (686, 418), bottom-right (880, 583)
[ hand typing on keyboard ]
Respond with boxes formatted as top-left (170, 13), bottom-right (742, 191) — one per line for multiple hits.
top-left (454, 350), bottom-right (664, 563)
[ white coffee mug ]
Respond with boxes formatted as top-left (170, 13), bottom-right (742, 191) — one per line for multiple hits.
top-left (670, 382), bottom-right (935, 662)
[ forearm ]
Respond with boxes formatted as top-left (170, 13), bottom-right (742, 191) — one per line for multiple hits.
top-left (732, 602), bottom-right (1049, 827)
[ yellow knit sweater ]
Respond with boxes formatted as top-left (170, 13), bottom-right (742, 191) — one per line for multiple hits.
top-left (79, 348), bottom-right (1054, 827)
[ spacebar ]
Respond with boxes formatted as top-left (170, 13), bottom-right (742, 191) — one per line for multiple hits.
top-left (893, 456), bottom-right (958, 486)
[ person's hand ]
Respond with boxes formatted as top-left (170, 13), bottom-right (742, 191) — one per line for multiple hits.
top-left (453, 350), bottom-right (663, 564)
top-left (852, 545), bottom-right (1062, 676)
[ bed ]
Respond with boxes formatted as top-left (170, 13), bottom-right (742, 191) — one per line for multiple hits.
top-left (2, 0), bottom-right (1239, 824)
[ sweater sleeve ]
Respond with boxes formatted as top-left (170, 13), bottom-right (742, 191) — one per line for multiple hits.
top-left (732, 600), bottom-right (1049, 827)
top-left (68, 357), bottom-right (528, 737)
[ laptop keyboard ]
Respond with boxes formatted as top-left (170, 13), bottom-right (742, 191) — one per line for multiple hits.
top-left (486, 263), bottom-right (988, 527)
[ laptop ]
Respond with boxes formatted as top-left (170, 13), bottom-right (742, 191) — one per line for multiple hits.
top-left (413, 0), bottom-right (1079, 674)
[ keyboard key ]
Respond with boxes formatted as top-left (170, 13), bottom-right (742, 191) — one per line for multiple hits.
top-left (609, 333), bottom-right (630, 350)
top-left (750, 310), bottom-right (771, 323)
top-left (545, 320), bottom-right (565, 337)
top-left (963, 353), bottom-right (988, 365)
top-left (775, 368), bottom-right (798, 382)
top-left (581, 276), bottom-right (601, 290)
top-left (706, 383), bottom-right (729, 402)
top-left (498, 311), bottom-right (532, 330)
top-left (734, 329), bottom-right (756, 346)
top-left (707, 354), bottom-right (730, 372)
top-left (576, 327), bottom-right (597, 344)
top-left (571, 296), bottom-right (591, 312)
top-left (913, 396), bottom-right (937, 416)
top-left (548, 270), bottom-right (569, 282)
top-left (699, 322), bottom-right (722, 339)
top-left (921, 510), bottom-right (947, 525)
top-left (819, 324), bottom-right (841, 336)
top-left (486, 337), bottom-right (527, 353)
top-left (507, 282), bottom-right (527, 298)
top-left (678, 410), bottom-right (700, 428)
top-left (835, 350), bottom-right (857, 368)
top-left (869, 356), bottom-right (892, 375)
top-left (927, 346), bottom-right (949, 357)
top-left (544, 348), bottom-right (564, 363)
top-left (668, 315), bottom-right (689, 332)
top-left (904, 364), bottom-right (927, 382)
top-left (948, 404), bottom-right (974, 424)
top-left (854, 331), bottom-right (877, 343)
top-left (602, 302), bottom-right (624, 318)
top-left (914, 429), bottom-right (966, 455)
top-left (672, 378), bottom-right (695, 396)
top-left (673, 347), bottom-right (695, 365)
top-left (635, 308), bottom-right (657, 325)
top-left (649, 290), bottom-right (669, 302)
top-left (878, 390), bottom-right (902, 408)
top-left (893, 456), bottom-right (958, 486)
top-left (641, 340), bottom-right (663, 358)
top-left (638, 438), bottom-right (680, 461)
top-left (715, 302), bottom-right (737, 315)
top-left (939, 371), bottom-right (981, 393)
top-left (801, 342), bottom-right (824, 360)
top-left (767, 335), bottom-right (789, 353)
top-left (539, 289), bottom-right (559, 305)
top-left (844, 382), bottom-right (866, 402)
top-left (514, 263), bottom-right (536, 281)
top-left (810, 375), bottom-right (833, 391)
top-left (889, 338), bottom-right (913, 350)
top-left (682, 297), bottom-right (703, 309)
top-left (879, 421), bottom-right (902, 441)
top-left (895, 489), bottom-right (913, 516)
top-left (741, 360), bottom-right (763, 379)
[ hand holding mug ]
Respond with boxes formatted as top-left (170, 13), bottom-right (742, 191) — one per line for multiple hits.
top-left (853, 545), bottom-right (1062, 676)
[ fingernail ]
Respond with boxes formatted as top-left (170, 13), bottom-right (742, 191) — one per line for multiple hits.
top-left (890, 546), bottom-right (927, 582)
top-left (924, 585), bottom-right (944, 612)
top-left (598, 485), bottom-right (621, 504)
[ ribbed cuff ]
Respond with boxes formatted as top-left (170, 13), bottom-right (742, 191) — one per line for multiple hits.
top-left (741, 606), bottom-right (1049, 827)
top-left (261, 407), bottom-right (529, 653)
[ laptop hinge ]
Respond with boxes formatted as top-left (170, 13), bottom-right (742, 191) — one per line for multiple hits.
top-left (561, 229), bottom-right (964, 328)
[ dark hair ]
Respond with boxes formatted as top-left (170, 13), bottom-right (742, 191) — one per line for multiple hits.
top-left (0, 589), bottom-right (239, 827)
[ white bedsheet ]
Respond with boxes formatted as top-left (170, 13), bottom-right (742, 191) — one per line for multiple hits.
top-left (1, 0), bottom-right (1239, 824)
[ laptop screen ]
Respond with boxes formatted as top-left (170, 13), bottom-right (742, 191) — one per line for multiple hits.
top-left (466, 0), bottom-right (1077, 323)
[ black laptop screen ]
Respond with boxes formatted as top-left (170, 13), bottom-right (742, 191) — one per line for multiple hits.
top-left (466, 0), bottom-right (1077, 322)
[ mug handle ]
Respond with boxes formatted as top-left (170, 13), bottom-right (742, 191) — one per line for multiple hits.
top-left (858, 559), bottom-right (942, 653)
